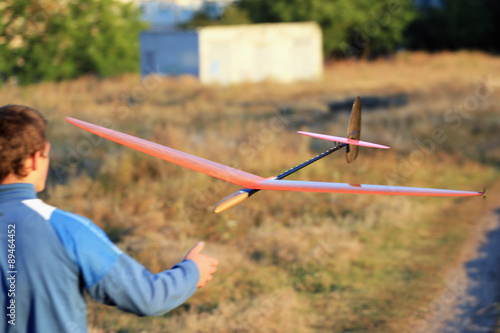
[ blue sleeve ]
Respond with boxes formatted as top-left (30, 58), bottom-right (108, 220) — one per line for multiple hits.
top-left (50, 209), bottom-right (199, 316)
top-left (88, 255), bottom-right (199, 316)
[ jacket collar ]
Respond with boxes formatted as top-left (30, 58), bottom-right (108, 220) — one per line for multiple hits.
top-left (0, 183), bottom-right (37, 201)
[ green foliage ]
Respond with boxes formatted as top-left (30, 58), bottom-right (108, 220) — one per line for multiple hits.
top-left (0, 0), bottom-right (146, 84)
top-left (236, 0), bottom-right (417, 57)
top-left (180, 5), bottom-right (250, 29)
top-left (405, 0), bottom-right (499, 51)
top-left (180, 11), bottom-right (216, 29)
top-left (219, 6), bottom-right (251, 26)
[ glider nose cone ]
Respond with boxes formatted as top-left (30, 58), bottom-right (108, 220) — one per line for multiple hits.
top-left (213, 189), bottom-right (252, 213)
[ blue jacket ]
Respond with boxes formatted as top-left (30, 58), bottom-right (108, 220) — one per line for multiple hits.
top-left (0, 183), bottom-right (199, 332)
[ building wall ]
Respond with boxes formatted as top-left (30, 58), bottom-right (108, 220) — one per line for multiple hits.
top-left (198, 22), bottom-right (323, 84)
top-left (140, 30), bottom-right (200, 76)
top-left (139, 22), bottom-right (323, 85)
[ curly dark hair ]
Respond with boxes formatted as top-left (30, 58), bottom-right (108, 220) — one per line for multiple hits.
top-left (0, 105), bottom-right (47, 182)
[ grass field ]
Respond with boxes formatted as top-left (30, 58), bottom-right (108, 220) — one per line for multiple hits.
top-left (2, 51), bottom-right (500, 332)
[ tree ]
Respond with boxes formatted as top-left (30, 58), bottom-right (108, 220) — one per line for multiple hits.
top-left (236, 0), bottom-right (417, 58)
top-left (0, 0), bottom-right (146, 85)
top-left (405, 0), bottom-right (500, 52)
top-left (180, 4), bottom-right (250, 29)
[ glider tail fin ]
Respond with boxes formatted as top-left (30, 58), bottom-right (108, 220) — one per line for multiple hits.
top-left (346, 96), bottom-right (362, 163)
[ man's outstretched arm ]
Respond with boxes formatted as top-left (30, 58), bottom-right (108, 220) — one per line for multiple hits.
top-left (88, 242), bottom-right (219, 316)
top-left (50, 209), bottom-right (219, 316)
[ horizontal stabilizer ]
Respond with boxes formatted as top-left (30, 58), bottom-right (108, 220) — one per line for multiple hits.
top-left (297, 131), bottom-right (390, 149)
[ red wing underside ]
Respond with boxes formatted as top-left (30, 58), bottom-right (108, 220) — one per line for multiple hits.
top-left (66, 117), bottom-right (264, 188)
top-left (66, 118), bottom-right (483, 197)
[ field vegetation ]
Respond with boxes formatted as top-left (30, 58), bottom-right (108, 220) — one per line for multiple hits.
top-left (1, 52), bottom-right (500, 332)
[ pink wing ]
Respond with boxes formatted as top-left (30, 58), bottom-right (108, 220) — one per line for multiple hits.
top-left (251, 179), bottom-right (483, 197)
top-left (66, 117), bottom-right (264, 187)
top-left (66, 118), bottom-right (482, 197)
top-left (297, 131), bottom-right (390, 149)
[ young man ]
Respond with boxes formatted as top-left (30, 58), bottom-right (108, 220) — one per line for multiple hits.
top-left (0, 105), bottom-right (219, 332)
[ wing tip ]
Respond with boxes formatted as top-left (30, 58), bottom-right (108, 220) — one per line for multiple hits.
top-left (65, 117), bottom-right (80, 126)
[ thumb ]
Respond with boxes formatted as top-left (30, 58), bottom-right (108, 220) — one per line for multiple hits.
top-left (189, 241), bottom-right (205, 255)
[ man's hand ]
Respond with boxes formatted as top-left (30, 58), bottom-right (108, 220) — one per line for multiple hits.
top-left (184, 242), bottom-right (219, 288)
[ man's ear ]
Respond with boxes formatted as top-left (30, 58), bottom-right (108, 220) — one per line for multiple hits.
top-left (28, 143), bottom-right (50, 172)
top-left (30, 151), bottom-right (41, 171)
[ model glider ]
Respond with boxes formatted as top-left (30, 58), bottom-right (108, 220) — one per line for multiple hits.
top-left (66, 97), bottom-right (483, 213)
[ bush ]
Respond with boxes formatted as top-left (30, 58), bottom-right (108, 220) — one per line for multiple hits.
top-left (0, 0), bottom-right (146, 85)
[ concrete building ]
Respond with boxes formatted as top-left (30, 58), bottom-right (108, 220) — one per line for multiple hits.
top-left (140, 22), bottom-right (323, 84)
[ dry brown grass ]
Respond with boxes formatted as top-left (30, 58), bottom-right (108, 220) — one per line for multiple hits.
top-left (2, 51), bottom-right (500, 332)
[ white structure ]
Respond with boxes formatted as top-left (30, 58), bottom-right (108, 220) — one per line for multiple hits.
top-left (140, 22), bottom-right (323, 84)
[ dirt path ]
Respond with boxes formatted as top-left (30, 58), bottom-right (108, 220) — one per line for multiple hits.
top-left (423, 208), bottom-right (500, 333)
